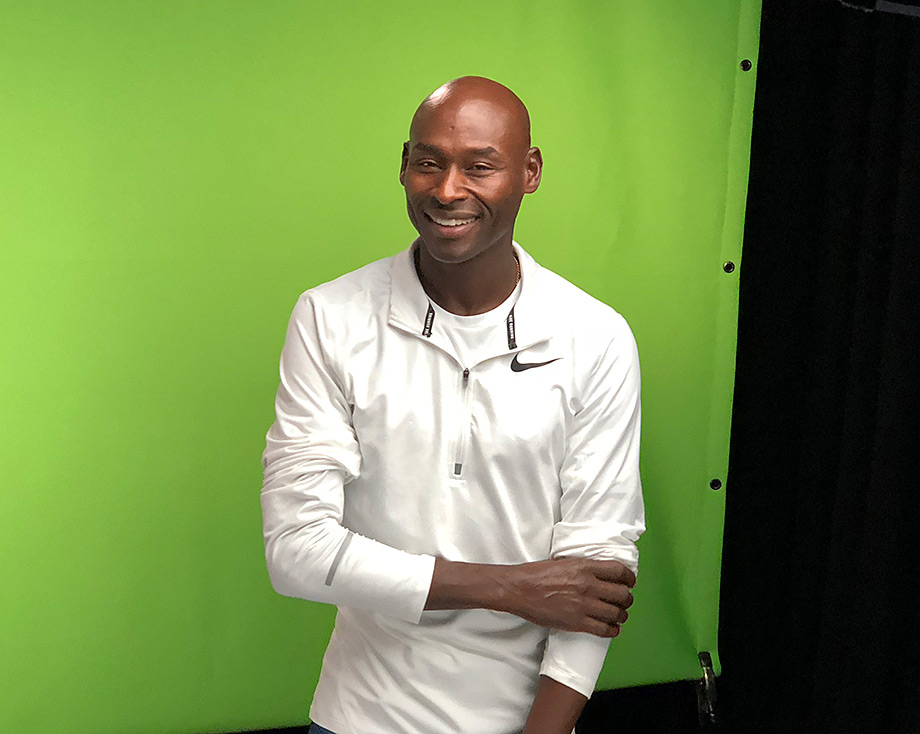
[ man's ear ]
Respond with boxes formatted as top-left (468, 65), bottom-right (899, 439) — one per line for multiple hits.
top-left (399, 141), bottom-right (409, 185)
top-left (523, 147), bottom-right (543, 194)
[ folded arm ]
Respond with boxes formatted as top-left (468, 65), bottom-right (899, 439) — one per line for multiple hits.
top-left (261, 293), bottom-right (436, 621)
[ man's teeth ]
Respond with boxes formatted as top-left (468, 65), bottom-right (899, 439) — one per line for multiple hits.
top-left (429, 215), bottom-right (475, 227)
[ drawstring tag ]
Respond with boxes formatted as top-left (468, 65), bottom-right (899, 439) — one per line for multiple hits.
top-left (422, 304), bottom-right (434, 337)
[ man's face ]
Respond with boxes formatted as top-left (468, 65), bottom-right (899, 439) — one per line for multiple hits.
top-left (400, 97), bottom-right (541, 265)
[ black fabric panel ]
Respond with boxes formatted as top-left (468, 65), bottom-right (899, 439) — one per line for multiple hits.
top-left (719, 1), bottom-right (920, 733)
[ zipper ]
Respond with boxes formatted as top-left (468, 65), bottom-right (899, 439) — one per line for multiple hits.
top-left (452, 367), bottom-right (472, 477)
top-left (389, 303), bottom-right (551, 479)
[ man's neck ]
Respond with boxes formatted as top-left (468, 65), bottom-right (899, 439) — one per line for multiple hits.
top-left (415, 242), bottom-right (519, 316)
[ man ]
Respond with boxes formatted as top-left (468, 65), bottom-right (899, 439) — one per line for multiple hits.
top-left (261, 76), bottom-right (645, 734)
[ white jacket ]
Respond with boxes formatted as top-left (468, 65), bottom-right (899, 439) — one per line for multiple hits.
top-left (261, 241), bottom-right (645, 734)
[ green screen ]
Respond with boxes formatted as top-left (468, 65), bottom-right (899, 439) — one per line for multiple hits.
top-left (0, 2), bottom-right (760, 732)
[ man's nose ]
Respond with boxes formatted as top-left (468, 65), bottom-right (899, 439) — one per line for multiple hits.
top-left (434, 166), bottom-right (466, 204)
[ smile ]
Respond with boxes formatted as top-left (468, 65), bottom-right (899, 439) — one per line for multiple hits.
top-left (425, 212), bottom-right (479, 228)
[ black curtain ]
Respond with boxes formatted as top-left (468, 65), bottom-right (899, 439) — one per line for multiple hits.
top-left (719, 0), bottom-right (920, 732)
top-left (584, 1), bottom-right (920, 732)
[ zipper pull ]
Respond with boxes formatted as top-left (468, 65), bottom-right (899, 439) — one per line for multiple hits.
top-left (462, 368), bottom-right (470, 386)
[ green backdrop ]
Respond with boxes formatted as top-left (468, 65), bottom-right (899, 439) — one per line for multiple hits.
top-left (0, 2), bottom-right (760, 732)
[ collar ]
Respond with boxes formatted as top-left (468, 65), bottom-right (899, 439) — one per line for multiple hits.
top-left (388, 239), bottom-right (556, 354)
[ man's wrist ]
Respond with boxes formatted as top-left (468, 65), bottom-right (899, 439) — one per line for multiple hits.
top-left (424, 557), bottom-right (513, 613)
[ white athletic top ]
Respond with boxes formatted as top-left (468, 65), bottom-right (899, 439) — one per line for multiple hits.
top-left (261, 241), bottom-right (645, 734)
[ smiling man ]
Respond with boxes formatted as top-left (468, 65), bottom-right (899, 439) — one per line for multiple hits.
top-left (261, 76), bottom-right (645, 734)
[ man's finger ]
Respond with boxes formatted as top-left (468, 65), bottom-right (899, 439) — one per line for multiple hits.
top-left (581, 617), bottom-right (621, 639)
top-left (595, 582), bottom-right (634, 610)
top-left (589, 560), bottom-right (637, 588)
top-left (585, 599), bottom-right (624, 625)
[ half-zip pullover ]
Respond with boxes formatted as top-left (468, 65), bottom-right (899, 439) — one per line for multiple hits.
top-left (261, 240), bottom-right (645, 734)
top-left (427, 278), bottom-right (522, 476)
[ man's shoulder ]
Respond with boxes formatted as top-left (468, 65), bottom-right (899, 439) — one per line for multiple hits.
top-left (530, 265), bottom-right (639, 391)
top-left (533, 262), bottom-right (633, 342)
top-left (287, 252), bottom-right (398, 329)
top-left (304, 252), bottom-right (395, 305)
top-left (284, 253), bottom-right (399, 350)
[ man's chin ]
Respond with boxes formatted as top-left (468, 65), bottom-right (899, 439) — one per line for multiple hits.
top-left (418, 236), bottom-right (482, 265)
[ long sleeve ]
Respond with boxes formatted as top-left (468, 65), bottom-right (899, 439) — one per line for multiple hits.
top-left (538, 316), bottom-right (646, 697)
top-left (260, 293), bottom-right (436, 623)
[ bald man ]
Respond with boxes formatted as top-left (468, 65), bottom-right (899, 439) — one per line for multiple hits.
top-left (262, 77), bottom-right (645, 734)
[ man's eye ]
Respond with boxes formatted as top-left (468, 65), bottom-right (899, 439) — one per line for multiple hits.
top-left (415, 160), bottom-right (438, 169)
top-left (470, 164), bottom-right (492, 173)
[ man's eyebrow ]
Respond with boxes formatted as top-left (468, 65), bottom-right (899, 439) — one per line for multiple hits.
top-left (412, 142), bottom-right (445, 156)
top-left (411, 143), bottom-right (501, 157)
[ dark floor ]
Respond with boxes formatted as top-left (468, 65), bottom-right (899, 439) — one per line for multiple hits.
top-left (579, 680), bottom-right (716, 734)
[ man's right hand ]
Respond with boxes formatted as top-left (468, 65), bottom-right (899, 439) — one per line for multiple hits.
top-left (425, 557), bottom-right (636, 638)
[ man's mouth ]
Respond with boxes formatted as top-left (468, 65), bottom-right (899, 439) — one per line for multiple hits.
top-left (425, 211), bottom-right (479, 228)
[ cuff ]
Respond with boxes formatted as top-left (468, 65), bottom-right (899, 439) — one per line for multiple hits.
top-left (539, 629), bottom-right (612, 698)
top-left (329, 532), bottom-right (437, 623)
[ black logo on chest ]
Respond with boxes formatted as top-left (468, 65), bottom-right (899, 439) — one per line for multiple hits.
top-left (510, 354), bottom-right (562, 372)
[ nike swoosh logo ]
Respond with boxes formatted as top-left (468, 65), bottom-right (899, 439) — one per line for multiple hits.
top-left (510, 354), bottom-right (562, 372)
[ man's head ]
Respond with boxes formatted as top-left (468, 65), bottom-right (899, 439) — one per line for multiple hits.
top-left (400, 76), bottom-right (542, 265)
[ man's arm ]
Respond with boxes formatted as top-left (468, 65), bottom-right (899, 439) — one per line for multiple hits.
top-left (262, 293), bottom-right (437, 622)
top-left (521, 676), bottom-right (588, 734)
top-left (425, 557), bottom-right (634, 636)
